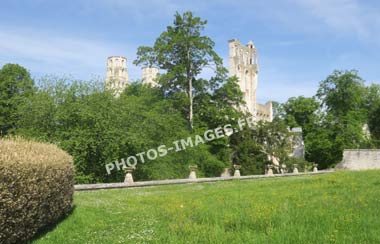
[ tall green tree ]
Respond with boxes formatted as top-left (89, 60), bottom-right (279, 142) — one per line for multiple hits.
top-left (134, 11), bottom-right (226, 130)
top-left (0, 64), bottom-right (34, 136)
top-left (230, 119), bottom-right (293, 175)
top-left (317, 70), bottom-right (368, 145)
top-left (283, 96), bottom-right (320, 135)
top-left (303, 70), bottom-right (371, 167)
top-left (366, 84), bottom-right (380, 144)
top-left (271, 101), bottom-right (283, 120)
top-left (317, 70), bottom-right (367, 120)
top-left (368, 105), bottom-right (380, 144)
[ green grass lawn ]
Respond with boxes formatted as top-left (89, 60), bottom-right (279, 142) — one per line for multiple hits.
top-left (33, 170), bottom-right (380, 244)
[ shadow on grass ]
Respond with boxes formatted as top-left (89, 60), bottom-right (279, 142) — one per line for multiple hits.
top-left (29, 205), bottom-right (76, 243)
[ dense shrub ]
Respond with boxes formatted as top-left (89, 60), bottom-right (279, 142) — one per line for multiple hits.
top-left (0, 138), bottom-right (74, 244)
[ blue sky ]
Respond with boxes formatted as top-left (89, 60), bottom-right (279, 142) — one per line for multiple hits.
top-left (0, 0), bottom-right (379, 102)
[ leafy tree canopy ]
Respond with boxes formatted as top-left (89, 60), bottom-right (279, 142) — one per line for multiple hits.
top-left (134, 11), bottom-right (231, 130)
top-left (0, 63), bottom-right (34, 135)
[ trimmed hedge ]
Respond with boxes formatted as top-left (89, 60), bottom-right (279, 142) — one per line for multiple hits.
top-left (0, 138), bottom-right (74, 244)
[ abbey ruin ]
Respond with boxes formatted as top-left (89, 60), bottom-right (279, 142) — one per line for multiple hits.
top-left (106, 39), bottom-right (273, 122)
top-left (228, 39), bottom-right (272, 122)
top-left (105, 56), bottom-right (159, 94)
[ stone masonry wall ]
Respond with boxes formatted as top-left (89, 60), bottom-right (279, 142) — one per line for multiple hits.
top-left (336, 149), bottom-right (380, 170)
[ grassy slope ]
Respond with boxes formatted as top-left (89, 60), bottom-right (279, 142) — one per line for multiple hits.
top-left (33, 171), bottom-right (380, 244)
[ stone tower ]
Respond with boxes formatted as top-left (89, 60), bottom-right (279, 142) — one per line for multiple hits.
top-left (142, 67), bottom-right (159, 86)
top-left (106, 56), bottom-right (129, 96)
top-left (228, 39), bottom-right (272, 122)
top-left (229, 39), bottom-right (258, 116)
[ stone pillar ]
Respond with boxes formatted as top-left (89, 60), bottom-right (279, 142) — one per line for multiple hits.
top-left (220, 168), bottom-right (231, 177)
top-left (124, 167), bottom-right (134, 184)
top-left (313, 163), bottom-right (318, 172)
top-left (280, 164), bottom-right (287, 174)
top-left (274, 165), bottom-right (279, 174)
top-left (293, 164), bottom-right (299, 174)
top-left (189, 165), bottom-right (198, 179)
top-left (233, 164), bottom-right (241, 177)
top-left (266, 164), bottom-right (274, 176)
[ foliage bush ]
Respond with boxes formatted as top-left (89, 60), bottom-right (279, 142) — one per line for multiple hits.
top-left (15, 79), bottom-right (236, 183)
top-left (0, 138), bottom-right (74, 244)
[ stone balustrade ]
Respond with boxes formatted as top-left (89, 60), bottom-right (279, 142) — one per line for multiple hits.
top-left (75, 169), bottom-right (334, 191)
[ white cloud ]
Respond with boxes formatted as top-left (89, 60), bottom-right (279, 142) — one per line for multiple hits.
top-left (81, 0), bottom-right (181, 21)
top-left (0, 26), bottom-right (135, 79)
top-left (290, 0), bottom-right (380, 41)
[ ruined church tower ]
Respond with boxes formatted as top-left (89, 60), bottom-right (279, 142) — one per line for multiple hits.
top-left (106, 56), bottom-right (129, 96)
top-left (228, 39), bottom-right (272, 122)
top-left (142, 67), bottom-right (159, 86)
top-left (104, 40), bottom-right (272, 122)
top-left (229, 39), bottom-right (258, 116)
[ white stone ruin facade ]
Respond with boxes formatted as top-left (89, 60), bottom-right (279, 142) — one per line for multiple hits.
top-left (228, 39), bottom-right (272, 122)
top-left (106, 57), bottom-right (159, 95)
top-left (142, 67), bottom-right (159, 86)
top-left (106, 38), bottom-right (273, 122)
top-left (106, 56), bottom-right (129, 96)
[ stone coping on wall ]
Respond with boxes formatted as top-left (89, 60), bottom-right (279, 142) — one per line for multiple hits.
top-left (75, 170), bottom-right (334, 191)
top-left (343, 149), bottom-right (380, 151)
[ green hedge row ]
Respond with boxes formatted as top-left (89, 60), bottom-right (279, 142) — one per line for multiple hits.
top-left (0, 138), bottom-right (74, 244)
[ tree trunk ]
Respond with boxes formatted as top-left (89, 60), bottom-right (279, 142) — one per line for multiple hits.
top-left (189, 77), bottom-right (193, 131)
top-left (187, 48), bottom-right (194, 131)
